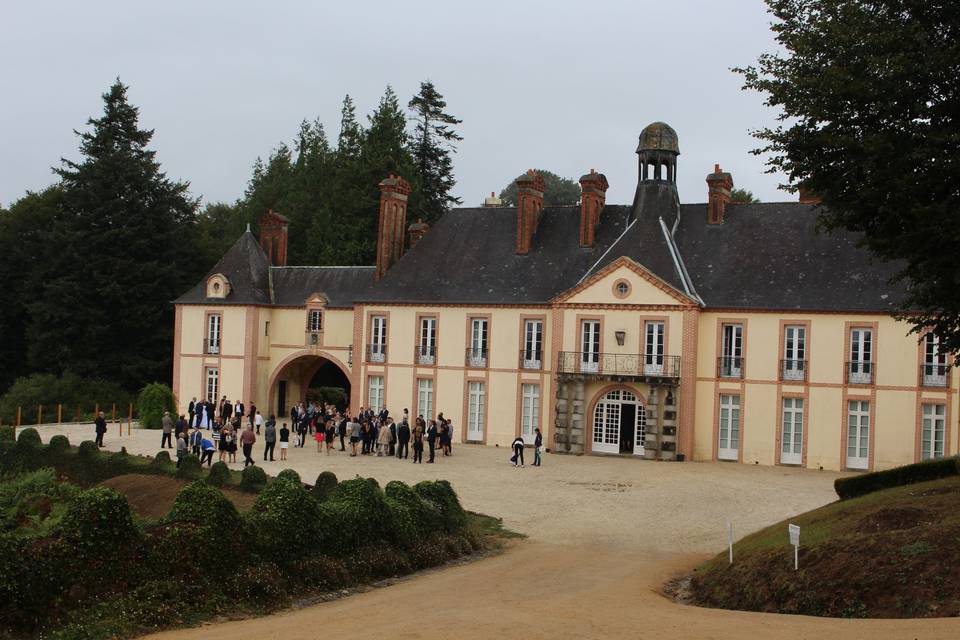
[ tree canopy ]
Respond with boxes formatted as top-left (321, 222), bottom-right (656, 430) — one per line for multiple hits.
top-left (498, 170), bottom-right (580, 206)
top-left (730, 188), bottom-right (759, 203)
top-left (737, 1), bottom-right (960, 352)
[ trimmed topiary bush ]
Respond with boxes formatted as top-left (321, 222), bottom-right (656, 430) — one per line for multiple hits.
top-left (207, 461), bottom-right (230, 486)
top-left (386, 480), bottom-right (443, 536)
top-left (59, 487), bottom-right (141, 554)
top-left (240, 465), bottom-right (268, 493)
top-left (835, 456), bottom-right (960, 499)
top-left (0, 425), bottom-right (14, 443)
top-left (330, 477), bottom-right (393, 540)
top-left (275, 469), bottom-right (301, 485)
top-left (414, 480), bottom-right (467, 532)
top-left (47, 434), bottom-right (70, 453)
top-left (153, 450), bottom-right (172, 466)
top-left (16, 428), bottom-right (41, 448)
top-left (78, 440), bottom-right (100, 458)
top-left (176, 454), bottom-right (202, 479)
top-left (167, 480), bottom-right (243, 540)
top-left (249, 477), bottom-right (321, 559)
top-left (137, 382), bottom-right (178, 430)
top-left (312, 471), bottom-right (338, 502)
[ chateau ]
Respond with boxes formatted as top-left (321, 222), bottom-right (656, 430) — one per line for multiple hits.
top-left (172, 122), bottom-right (954, 471)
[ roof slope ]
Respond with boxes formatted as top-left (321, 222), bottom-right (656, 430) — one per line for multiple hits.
top-left (675, 202), bottom-right (905, 311)
top-left (271, 266), bottom-right (375, 308)
top-left (174, 231), bottom-right (272, 305)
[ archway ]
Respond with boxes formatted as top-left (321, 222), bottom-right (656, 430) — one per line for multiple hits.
top-left (588, 386), bottom-right (647, 456)
top-left (266, 352), bottom-right (352, 421)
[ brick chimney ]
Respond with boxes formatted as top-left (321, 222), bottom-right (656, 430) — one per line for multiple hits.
top-left (259, 209), bottom-right (290, 266)
top-left (515, 170), bottom-right (545, 254)
top-left (798, 184), bottom-right (821, 205)
top-left (706, 164), bottom-right (733, 225)
top-left (407, 219), bottom-right (429, 250)
top-left (375, 174), bottom-right (411, 281)
top-left (578, 169), bottom-right (609, 247)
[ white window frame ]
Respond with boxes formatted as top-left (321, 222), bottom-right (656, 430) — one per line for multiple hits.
top-left (520, 383), bottom-right (540, 440)
top-left (717, 394), bottom-right (740, 460)
top-left (846, 399), bottom-right (870, 469)
top-left (205, 367), bottom-right (219, 403)
top-left (782, 325), bottom-right (806, 381)
top-left (849, 328), bottom-right (873, 384)
top-left (206, 314), bottom-right (221, 354)
top-left (308, 309), bottom-right (323, 333)
top-left (417, 378), bottom-right (434, 419)
top-left (370, 316), bottom-right (387, 362)
top-left (922, 333), bottom-right (947, 387)
top-left (643, 321), bottom-right (665, 375)
top-left (469, 318), bottom-right (488, 367)
top-left (419, 317), bottom-right (437, 365)
top-left (522, 320), bottom-right (543, 370)
top-left (720, 324), bottom-right (743, 378)
top-left (367, 376), bottom-right (384, 414)
top-left (581, 320), bottom-right (601, 373)
top-left (591, 389), bottom-right (646, 456)
top-left (781, 397), bottom-right (804, 465)
top-left (921, 403), bottom-right (945, 460)
top-left (466, 381), bottom-right (485, 440)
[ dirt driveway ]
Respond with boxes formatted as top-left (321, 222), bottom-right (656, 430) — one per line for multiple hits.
top-left (40, 424), bottom-right (960, 638)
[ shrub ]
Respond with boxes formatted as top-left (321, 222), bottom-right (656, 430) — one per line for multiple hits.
top-left (240, 465), bottom-right (268, 493)
top-left (0, 425), bottom-right (14, 443)
top-left (414, 480), bottom-right (467, 532)
top-left (16, 428), bottom-right (41, 448)
top-left (330, 477), bottom-right (392, 540)
top-left (312, 471), bottom-right (338, 501)
top-left (249, 478), bottom-right (321, 559)
top-left (46, 434), bottom-right (70, 453)
top-left (207, 461), bottom-right (230, 486)
top-left (59, 487), bottom-right (141, 554)
top-left (276, 468), bottom-right (301, 485)
top-left (176, 454), bottom-right (202, 479)
top-left (167, 480), bottom-right (243, 540)
top-left (78, 440), bottom-right (100, 459)
top-left (153, 450), bottom-right (172, 466)
top-left (835, 456), bottom-right (960, 499)
top-left (386, 480), bottom-right (443, 535)
top-left (137, 383), bottom-right (178, 430)
top-left (0, 372), bottom-right (130, 424)
top-left (13, 428), bottom-right (44, 471)
top-left (226, 563), bottom-right (287, 606)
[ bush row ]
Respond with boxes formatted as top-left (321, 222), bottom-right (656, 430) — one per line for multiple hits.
top-left (834, 456), bottom-right (960, 499)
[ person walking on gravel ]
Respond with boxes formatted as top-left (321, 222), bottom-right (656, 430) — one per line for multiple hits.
top-left (161, 411), bottom-right (174, 449)
top-left (240, 425), bottom-right (256, 467)
top-left (263, 416), bottom-right (277, 462)
top-left (94, 411), bottom-right (107, 448)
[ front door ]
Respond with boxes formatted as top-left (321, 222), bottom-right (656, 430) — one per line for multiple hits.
top-left (619, 404), bottom-right (636, 453)
top-left (644, 321), bottom-right (665, 375)
top-left (591, 389), bottom-right (646, 455)
top-left (781, 397), bottom-right (803, 465)
top-left (846, 400), bottom-right (870, 470)
top-left (718, 394), bottom-right (740, 460)
top-left (581, 321), bottom-right (600, 373)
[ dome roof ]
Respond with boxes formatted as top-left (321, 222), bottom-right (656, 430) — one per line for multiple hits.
top-left (637, 122), bottom-right (679, 154)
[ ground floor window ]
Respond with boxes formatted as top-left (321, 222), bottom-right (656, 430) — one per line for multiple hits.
top-left (367, 376), bottom-right (384, 414)
top-left (520, 383), bottom-right (540, 441)
top-left (846, 399), bottom-right (870, 470)
top-left (417, 378), bottom-right (434, 420)
top-left (592, 389), bottom-right (646, 455)
top-left (781, 397), bottom-right (803, 465)
top-left (466, 381), bottom-right (485, 441)
top-left (205, 368), bottom-right (219, 403)
top-left (718, 394), bottom-right (740, 461)
top-left (921, 403), bottom-right (945, 460)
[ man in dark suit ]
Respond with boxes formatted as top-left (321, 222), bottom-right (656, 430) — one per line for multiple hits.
top-left (234, 400), bottom-right (245, 421)
top-left (396, 418), bottom-right (410, 459)
top-left (222, 400), bottom-right (232, 425)
top-left (426, 419), bottom-right (438, 463)
top-left (188, 397), bottom-right (196, 428)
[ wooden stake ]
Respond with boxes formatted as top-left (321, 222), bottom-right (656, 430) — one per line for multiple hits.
top-left (128, 403), bottom-right (133, 436)
top-left (37, 405), bottom-right (42, 425)
top-left (94, 404), bottom-right (99, 421)
top-left (16, 406), bottom-right (21, 428)
top-left (57, 404), bottom-right (62, 424)
top-left (75, 405), bottom-right (80, 422)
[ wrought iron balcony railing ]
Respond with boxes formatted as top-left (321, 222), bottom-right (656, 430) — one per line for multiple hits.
top-left (847, 361), bottom-right (874, 384)
top-left (717, 356), bottom-right (743, 379)
top-left (920, 362), bottom-right (949, 388)
top-left (416, 344), bottom-right (436, 366)
top-left (465, 347), bottom-right (488, 368)
top-left (780, 359), bottom-right (807, 382)
top-left (204, 340), bottom-right (220, 355)
top-left (519, 349), bottom-right (543, 370)
top-left (557, 352), bottom-right (680, 378)
top-left (366, 343), bottom-right (387, 363)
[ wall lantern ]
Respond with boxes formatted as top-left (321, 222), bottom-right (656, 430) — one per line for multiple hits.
top-left (615, 331), bottom-right (626, 346)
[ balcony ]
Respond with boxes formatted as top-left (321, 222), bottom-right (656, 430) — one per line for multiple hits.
top-left (519, 349), bottom-right (543, 370)
top-left (366, 343), bottom-right (387, 363)
top-left (416, 344), bottom-right (436, 366)
top-left (921, 363), bottom-right (950, 388)
top-left (717, 356), bottom-right (743, 379)
top-left (204, 340), bottom-right (220, 355)
top-left (847, 361), bottom-right (874, 385)
top-left (465, 347), bottom-right (488, 368)
top-left (557, 352), bottom-right (681, 381)
top-left (780, 359), bottom-right (807, 382)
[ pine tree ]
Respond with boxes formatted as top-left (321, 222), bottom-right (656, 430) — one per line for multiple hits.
top-left (28, 79), bottom-right (198, 390)
top-left (409, 81), bottom-right (462, 224)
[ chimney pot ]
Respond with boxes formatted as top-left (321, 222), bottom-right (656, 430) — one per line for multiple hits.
top-left (706, 164), bottom-right (734, 225)
top-left (375, 174), bottom-right (411, 280)
top-left (578, 170), bottom-right (609, 247)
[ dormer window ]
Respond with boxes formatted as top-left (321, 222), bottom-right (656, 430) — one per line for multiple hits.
top-left (305, 293), bottom-right (328, 346)
top-left (206, 274), bottom-right (230, 299)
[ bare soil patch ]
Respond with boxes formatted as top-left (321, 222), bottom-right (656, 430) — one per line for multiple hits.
top-left (99, 475), bottom-right (257, 518)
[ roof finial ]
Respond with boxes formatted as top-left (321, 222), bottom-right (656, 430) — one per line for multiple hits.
top-left (246, 223), bottom-right (251, 233)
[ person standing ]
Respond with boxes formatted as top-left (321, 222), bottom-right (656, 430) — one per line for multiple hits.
top-left (533, 428), bottom-right (543, 466)
top-left (188, 397), bottom-right (196, 428)
top-left (426, 419), bottom-right (438, 463)
top-left (279, 422), bottom-right (290, 461)
top-left (412, 423), bottom-right (424, 464)
top-left (240, 425), bottom-right (256, 467)
top-left (234, 400), bottom-right (245, 423)
top-left (254, 410), bottom-right (263, 435)
top-left (263, 417), bottom-right (277, 461)
top-left (190, 423), bottom-right (202, 456)
top-left (94, 411), bottom-right (107, 448)
top-left (377, 420), bottom-right (392, 456)
top-left (161, 411), bottom-right (174, 449)
top-left (348, 417), bottom-right (361, 457)
top-left (337, 414), bottom-right (347, 451)
top-left (511, 435), bottom-right (525, 468)
top-left (175, 431), bottom-right (188, 468)
top-left (396, 418), bottom-right (410, 459)
top-left (205, 401), bottom-right (215, 430)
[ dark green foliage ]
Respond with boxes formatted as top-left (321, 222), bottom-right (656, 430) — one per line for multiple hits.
top-left (499, 169), bottom-right (581, 206)
top-left (329, 477), bottom-right (393, 540)
top-left (207, 460), bottom-right (231, 486)
top-left (137, 382), bottom-right (177, 429)
top-left (408, 80), bottom-right (463, 224)
top-left (59, 487), bottom-right (141, 554)
top-left (386, 480), bottom-right (443, 536)
top-left (176, 453), bottom-right (202, 479)
top-left (0, 468), bottom-right (79, 536)
top-left (47, 434), bottom-right (70, 452)
top-left (249, 477), bottom-right (321, 560)
top-left (0, 425), bottom-right (14, 443)
top-left (312, 470), bottom-right (338, 501)
top-left (275, 468), bottom-right (301, 485)
top-left (14, 428), bottom-right (44, 470)
top-left (167, 480), bottom-right (243, 540)
top-left (835, 457), bottom-right (960, 499)
top-left (0, 373), bottom-right (130, 423)
top-left (16, 427), bottom-right (41, 447)
top-left (737, 2), bottom-right (960, 354)
top-left (153, 450), bottom-right (172, 466)
top-left (226, 563), bottom-right (286, 605)
top-left (730, 188), bottom-right (759, 203)
top-left (414, 480), bottom-right (467, 532)
top-left (240, 464), bottom-right (268, 492)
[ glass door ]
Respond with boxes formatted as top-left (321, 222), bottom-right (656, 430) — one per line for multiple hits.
top-left (419, 317), bottom-right (436, 365)
top-left (718, 394), bottom-right (740, 460)
top-left (923, 333), bottom-right (946, 387)
top-left (720, 324), bottom-right (743, 377)
top-left (522, 320), bottom-right (543, 369)
top-left (849, 329), bottom-right (872, 383)
top-left (644, 321), bottom-right (665, 375)
top-left (370, 316), bottom-right (387, 362)
top-left (466, 381), bottom-right (485, 440)
top-left (781, 397), bottom-right (803, 465)
top-left (469, 318), bottom-right (488, 367)
top-left (921, 403), bottom-right (945, 460)
top-left (581, 320), bottom-right (600, 373)
top-left (782, 326), bottom-right (805, 380)
top-left (846, 400), bottom-right (870, 469)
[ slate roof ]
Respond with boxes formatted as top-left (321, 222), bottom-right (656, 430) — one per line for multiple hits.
top-left (174, 231), bottom-right (272, 305)
top-left (271, 267), bottom-right (374, 308)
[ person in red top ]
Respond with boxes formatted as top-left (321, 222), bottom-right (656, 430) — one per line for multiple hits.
top-left (239, 425), bottom-right (257, 467)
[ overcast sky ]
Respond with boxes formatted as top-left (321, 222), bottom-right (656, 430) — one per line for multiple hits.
top-left (1, 1), bottom-right (790, 211)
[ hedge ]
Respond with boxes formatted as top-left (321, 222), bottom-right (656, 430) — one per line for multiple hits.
top-left (208, 461), bottom-right (231, 486)
top-left (137, 382), bottom-right (178, 430)
top-left (275, 468), bottom-right (301, 485)
top-left (834, 456), bottom-right (960, 499)
top-left (312, 471), bottom-right (338, 501)
top-left (240, 465), bottom-right (268, 493)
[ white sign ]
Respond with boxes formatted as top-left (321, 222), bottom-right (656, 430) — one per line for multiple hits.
top-left (788, 524), bottom-right (800, 546)
top-left (727, 521), bottom-right (734, 564)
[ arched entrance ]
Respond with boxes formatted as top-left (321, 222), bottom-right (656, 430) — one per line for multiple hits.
top-left (266, 352), bottom-right (352, 419)
top-left (590, 388), bottom-right (646, 455)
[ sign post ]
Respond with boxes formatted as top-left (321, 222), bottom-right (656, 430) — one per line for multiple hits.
top-left (788, 524), bottom-right (800, 571)
top-left (727, 521), bottom-right (734, 564)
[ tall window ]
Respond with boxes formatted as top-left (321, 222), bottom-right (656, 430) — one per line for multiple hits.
top-left (522, 320), bottom-right (543, 369)
top-left (581, 320), bottom-right (601, 373)
top-left (367, 376), bottom-right (384, 414)
top-left (520, 383), bottom-right (540, 440)
top-left (782, 325), bottom-right (806, 381)
top-left (206, 314), bottom-right (221, 354)
top-left (417, 378), bottom-right (433, 419)
top-left (717, 394), bottom-right (740, 460)
top-left (370, 316), bottom-right (387, 362)
top-left (922, 333), bottom-right (947, 387)
top-left (468, 318), bottom-right (488, 367)
top-left (308, 310), bottom-right (323, 333)
top-left (921, 403), bottom-right (945, 460)
top-left (846, 400), bottom-right (870, 469)
top-left (848, 328), bottom-right (873, 384)
top-left (419, 317), bottom-right (437, 365)
top-left (781, 397), bottom-right (804, 465)
top-left (466, 381), bottom-right (485, 440)
top-left (205, 368), bottom-right (219, 403)
top-left (644, 321), bottom-right (665, 374)
top-left (719, 324), bottom-right (743, 378)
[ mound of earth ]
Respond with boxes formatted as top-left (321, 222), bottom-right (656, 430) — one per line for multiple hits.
top-left (99, 474), bottom-right (258, 519)
top-left (687, 475), bottom-right (960, 618)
